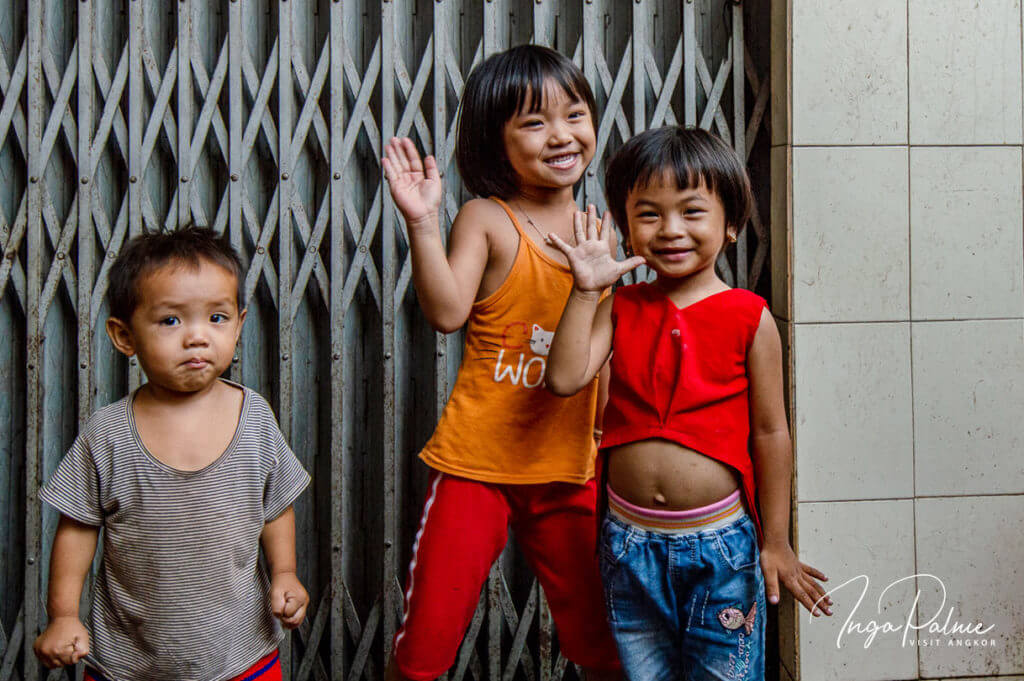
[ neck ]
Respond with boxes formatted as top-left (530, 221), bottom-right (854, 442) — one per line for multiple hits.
top-left (653, 267), bottom-right (727, 298)
top-left (514, 183), bottom-right (576, 209)
top-left (138, 378), bottom-right (222, 407)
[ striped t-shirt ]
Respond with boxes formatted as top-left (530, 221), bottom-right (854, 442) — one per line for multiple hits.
top-left (39, 381), bottom-right (310, 681)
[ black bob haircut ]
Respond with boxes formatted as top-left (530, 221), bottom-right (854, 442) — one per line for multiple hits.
top-left (107, 225), bottom-right (245, 322)
top-left (604, 126), bottom-right (754, 237)
top-left (455, 44), bottom-right (596, 199)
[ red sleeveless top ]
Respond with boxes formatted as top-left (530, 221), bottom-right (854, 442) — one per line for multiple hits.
top-left (601, 283), bottom-right (769, 541)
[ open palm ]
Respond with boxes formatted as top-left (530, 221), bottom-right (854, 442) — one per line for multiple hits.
top-left (382, 137), bottom-right (442, 227)
top-left (548, 207), bottom-right (646, 293)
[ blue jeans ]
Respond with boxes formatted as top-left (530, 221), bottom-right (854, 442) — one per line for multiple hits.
top-left (599, 513), bottom-right (766, 681)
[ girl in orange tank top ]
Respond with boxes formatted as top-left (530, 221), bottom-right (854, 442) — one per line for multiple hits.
top-left (380, 46), bottom-right (621, 681)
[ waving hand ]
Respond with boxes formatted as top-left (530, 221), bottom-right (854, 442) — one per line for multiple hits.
top-left (547, 205), bottom-right (646, 293)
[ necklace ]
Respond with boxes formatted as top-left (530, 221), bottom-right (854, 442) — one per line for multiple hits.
top-left (515, 201), bottom-right (574, 246)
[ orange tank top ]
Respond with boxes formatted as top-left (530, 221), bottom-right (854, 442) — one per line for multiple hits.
top-left (418, 198), bottom-right (600, 484)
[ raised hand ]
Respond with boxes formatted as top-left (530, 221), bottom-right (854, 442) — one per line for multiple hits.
top-left (382, 137), bottom-right (442, 231)
top-left (547, 205), bottom-right (646, 293)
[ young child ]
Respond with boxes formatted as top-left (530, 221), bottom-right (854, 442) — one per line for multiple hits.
top-left (33, 226), bottom-right (311, 681)
top-left (545, 126), bottom-right (833, 681)
top-left (381, 45), bottom-right (620, 680)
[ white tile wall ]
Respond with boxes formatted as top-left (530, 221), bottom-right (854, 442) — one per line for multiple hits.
top-left (794, 323), bottom-right (913, 501)
top-left (916, 496), bottom-right (1024, 677)
top-left (793, 0), bottom-right (908, 145)
top-left (909, 147), bottom-right (1024, 320)
top-left (909, 0), bottom-right (1023, 144)
top-left (793, 147), bottom-right (909, 322)
top-left (797, 500), bottom-right (918, 681)
top-left (912, 320), bottom-right (1024, 497)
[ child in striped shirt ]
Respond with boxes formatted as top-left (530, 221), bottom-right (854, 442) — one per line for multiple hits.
top-left (33, 226), bottom-right (310, 681)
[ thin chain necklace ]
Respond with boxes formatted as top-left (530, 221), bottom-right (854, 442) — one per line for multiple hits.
top-left (515, 200), bottom-right (575, 245)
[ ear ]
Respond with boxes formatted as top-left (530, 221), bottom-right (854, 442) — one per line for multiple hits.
top-left (105, 317), bottom-right (137, 358)
top-left (236, 307), bottom-right (248, 341)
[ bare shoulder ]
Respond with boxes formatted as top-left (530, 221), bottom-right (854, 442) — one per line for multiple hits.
top-left (452, 197), bottom-right (518, 254)
top-left (452, 197), bottom-right (508, 233)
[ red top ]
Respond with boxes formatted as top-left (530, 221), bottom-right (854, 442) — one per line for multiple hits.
top-left (601, 283), bottom-right (769, 542)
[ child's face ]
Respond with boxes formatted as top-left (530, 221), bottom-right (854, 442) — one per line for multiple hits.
top-left (501, 81), bottom-right (595, 192)
top-left (624, 174), bottom-right (736, 279)
top-left (106, 258), bottom-right (245, 394)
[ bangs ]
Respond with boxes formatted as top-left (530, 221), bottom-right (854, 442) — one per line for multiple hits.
top-left (513, 60), bottom-right (588, 115)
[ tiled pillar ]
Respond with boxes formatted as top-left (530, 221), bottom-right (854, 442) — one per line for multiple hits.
top-left (772, 1), bottom-right (1024, 679)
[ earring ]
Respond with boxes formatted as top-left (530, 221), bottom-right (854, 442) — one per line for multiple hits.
top-left (727, 234), bottom-right (737, 243)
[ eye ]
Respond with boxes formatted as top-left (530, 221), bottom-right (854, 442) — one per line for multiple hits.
top-left (159, 316), bottom-right (179, 326)
top-left (522, 119), bottom-right (543, 128)
top-left (685, 207), bottom-right (707, 216)
top-left (210, 313), bottom-right (229, 323)
top-left (568, 110), bottom-right (587, 120)
top-left (637, 210), bottom-right (659, 219)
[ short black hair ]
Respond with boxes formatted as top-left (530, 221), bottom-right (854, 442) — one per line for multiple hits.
top-left (604, 126), bottom-right (754, 236)
top-left (107, 225), bottom-right (245, 322)
top-left (455, 44), bottom-right (597, 199)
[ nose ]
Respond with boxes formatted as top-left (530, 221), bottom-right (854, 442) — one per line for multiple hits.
top-left (659, 213), bottom-right (686, 238)
top-left (183, 322), bottom-right (210, 347)
top-left (548, 119), bottom-right (573, 146)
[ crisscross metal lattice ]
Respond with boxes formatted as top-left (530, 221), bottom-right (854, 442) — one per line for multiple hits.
top-left (0, 1), bottom-right (769, 680)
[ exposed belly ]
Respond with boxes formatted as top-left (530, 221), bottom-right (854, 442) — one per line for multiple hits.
top-left (606, 439), bottom-right (740, 510)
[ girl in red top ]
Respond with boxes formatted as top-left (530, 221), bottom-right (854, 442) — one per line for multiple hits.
top-left (546, 127), bottom-right (832, 681)
top-left (381, 46), bottom-right (620, 681)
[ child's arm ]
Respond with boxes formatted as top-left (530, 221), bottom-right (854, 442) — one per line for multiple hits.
top-left (383, 138), bottom-right (490, 333)
top-left (34, 515), bottom-right (99, 668)
top-left (747, 309), bottom-right (832, 617)
top-left (546, 207), bottom-right (645, 396)
top-left (261, 506), bottom-right (309, 629)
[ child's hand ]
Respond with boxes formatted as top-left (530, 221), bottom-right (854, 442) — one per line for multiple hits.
top-left (33, 616), bottom-right (90, 668)
top-left (760, 542), bottom-right (833, 616)
top-left (270, 571), bottom-right (309, 629)
top-left (382, 137), bottom-right (443, 231)
top-left (547, 205), bottom-right (645, 294)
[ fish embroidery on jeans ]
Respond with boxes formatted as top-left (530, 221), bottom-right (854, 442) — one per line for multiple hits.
top-left (718, 602), bottom-right (757, 635)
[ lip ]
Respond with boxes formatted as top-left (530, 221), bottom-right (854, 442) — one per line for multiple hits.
top-left (543, 153), bottom-right (580, 170)
top-left (183, 357), bottom-right (211, 369)
top-left (653, 248), bottom-right (694, 262)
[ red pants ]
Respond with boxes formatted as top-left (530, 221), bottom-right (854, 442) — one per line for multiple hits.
top-left (84, 649), bottom-right (281, 681)
top-left (393, 472), bottom-right (620, 681)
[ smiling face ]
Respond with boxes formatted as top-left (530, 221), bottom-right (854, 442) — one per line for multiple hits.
top-left (624, 174), bottom-right (737, 282)
top-left (500, 80), bottom-right (596, 193)
top-left (106, 258), bottom-right (245, 394)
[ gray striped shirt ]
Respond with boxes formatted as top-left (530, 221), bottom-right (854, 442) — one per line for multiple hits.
top-left (40, 382), bottom-right (310, 681)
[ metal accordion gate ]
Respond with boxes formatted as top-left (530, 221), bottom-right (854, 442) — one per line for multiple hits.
top-left (0, 0), bottom-right (770, 679)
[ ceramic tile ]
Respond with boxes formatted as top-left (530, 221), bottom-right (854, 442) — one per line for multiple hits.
top-left (909, 0), bottom-right (1023, 144)
top-left (910, 147), bottom-right (1024, 320)
top-left (793, 0), bottom-right (908, 144)
top-left (793, 147), bottom-right (909, 322)
top-left (916, 496), bottom-right (1024, 676)
top-left (912, 320), bottom-right (1024, 496)
top-left (794, 323), bottom-right (913, 501)
top-left (797, 500), bottom-right (918, 681)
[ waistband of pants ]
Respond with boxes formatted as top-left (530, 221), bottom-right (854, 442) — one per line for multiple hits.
top-left (607, 486), bottom-right (746, 535)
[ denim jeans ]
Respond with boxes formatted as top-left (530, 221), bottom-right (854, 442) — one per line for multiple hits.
top-left (599, 512), bottom-right (766, 681)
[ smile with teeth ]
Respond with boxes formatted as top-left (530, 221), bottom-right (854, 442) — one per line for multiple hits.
top-left (544, 153), bottom-right (579, 169)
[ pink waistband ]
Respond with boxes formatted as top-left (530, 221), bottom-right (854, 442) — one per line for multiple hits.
top-left (607, 486), bottom-right (741, 520)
